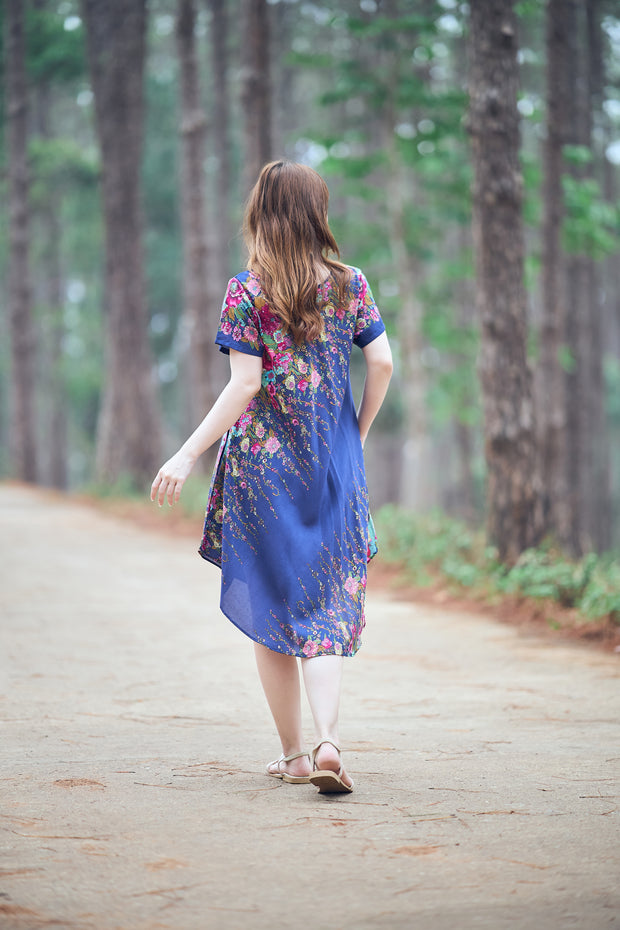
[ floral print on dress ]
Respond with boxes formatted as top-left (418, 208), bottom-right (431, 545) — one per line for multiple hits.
top-left (199, 267), bottom-right (385, 658)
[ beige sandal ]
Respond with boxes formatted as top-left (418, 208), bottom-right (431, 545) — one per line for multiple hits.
top-left (266, 750), bottom-right (311, 784)
top-left (309, 739), bottom-right (354, 794)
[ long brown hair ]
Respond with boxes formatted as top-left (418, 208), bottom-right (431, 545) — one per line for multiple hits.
top-left (244, 161), bottom-right (352, 344)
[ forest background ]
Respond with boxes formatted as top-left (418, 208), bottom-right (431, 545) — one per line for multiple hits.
top-left (2, 0), bottom-right (620, 619)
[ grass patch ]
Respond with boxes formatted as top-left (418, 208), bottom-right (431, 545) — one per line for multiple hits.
top-left (375, 504), bottom-right (620, 626)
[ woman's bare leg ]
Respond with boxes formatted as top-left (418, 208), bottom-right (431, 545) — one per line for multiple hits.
top-left (301, 655), bottom-right (353, 787)
top-left (253, 643), bottom-right (311, 777)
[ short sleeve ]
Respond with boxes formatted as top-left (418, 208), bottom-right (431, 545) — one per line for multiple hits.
top-left (353, 271), bottom-right (386, 348)
top-left (215, 277), bottom-right (264, 357)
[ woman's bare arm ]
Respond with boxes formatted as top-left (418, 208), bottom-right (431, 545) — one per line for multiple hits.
top-left (357, 331), bottom-right (393, 447)
top-left (150, 349), bottom-right (263, 507)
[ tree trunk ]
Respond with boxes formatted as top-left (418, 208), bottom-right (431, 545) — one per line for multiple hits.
top-left (207, 0), bottom-right (233, 287)
top-left (467, 0), bottom-right (543, 562)
top-left (81, 0), bottom-right (161, 487)
top-left (380, 0), bottom-right (437, 511)
top-left (6, 0), bottom-right (38, 483)
top-left (584, 0), bottom-right (611, 551)
top-left (32, 29), bottom-right (69, 491)
top-left (176, 0), bottom-right (217, 439)
top-left (240, 0), bottom-right (272, 195)
top-left (539, 0), bottom-right (570, 546)
top-left (562, 0), bottom-right (609, 554)
top-left (384, 139), bottom-right (437, 510)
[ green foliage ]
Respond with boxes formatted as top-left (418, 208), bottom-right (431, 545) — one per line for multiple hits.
top-left (563, 144), bottom-right (594, 166)
top-left (375, 505), bottom-right (620, 624)
top-left (29, 137), bottom-right (98, 203)
top-left (562, 174), bottom-right (620, 259)
top-left (26, 5), bottom-right (85, 83)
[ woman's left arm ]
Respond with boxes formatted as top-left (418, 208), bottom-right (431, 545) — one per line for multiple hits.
top-left (150, 349), bottom-right (263, 507)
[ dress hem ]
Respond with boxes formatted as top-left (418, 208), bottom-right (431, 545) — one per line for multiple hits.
top-left (197, 546), bottom-right (361, 659)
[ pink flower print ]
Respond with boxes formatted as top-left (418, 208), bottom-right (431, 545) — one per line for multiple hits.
top-left (240, 438), bottom-right (250, 452)
top-left (221, 321), bottom-right (232, 335)
top-left (226, 280), bottom-right (245, 307)
top-left (298, 378), bottom-right (309, 392)
top-left (255, 423), bottom-right (266, 439)
top-left (232, 324), bottom-right (242, 342)
top-left (344, 575), bottom-right (359, 596)
top-left (251, 442), bottom-right (261, 455)
top-left (285, 375), bottom-right (295, 391)
top-left (243, 324), bottom-right (259, 343)
top-left (336, 306), bottom-right (345, 320)
top-left (240, 481), bottom-right (247, 488)
top-left (292, 418), bottom-right (299, 426)
top-left (334, 642), bottom-right (343, 656)
top-left (310, 369), bottom-right (321, 388)
top-left (265, 436), bottom-right (281, 454)
top-left (321, 637), bottom-right (332, 649)
top-left (267, 384), bottom-right (276, 397)
top-left (302, 640), bottom-right (319, 657)
top-left (297, 360), bottom-right (308, 374)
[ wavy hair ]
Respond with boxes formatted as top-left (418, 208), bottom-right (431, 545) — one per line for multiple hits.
top-left (244, 161), bottom-right (352, 344)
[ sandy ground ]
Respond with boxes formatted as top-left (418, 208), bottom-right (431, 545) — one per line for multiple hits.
top-left (0, 484), bottom-right (618, 930)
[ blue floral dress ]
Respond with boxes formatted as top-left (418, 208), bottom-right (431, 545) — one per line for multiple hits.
top-left (199, 267), bottom-right (385, 657)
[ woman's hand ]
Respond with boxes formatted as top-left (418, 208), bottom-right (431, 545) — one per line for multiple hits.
top-left (150, 449), bottom-right (197, 507)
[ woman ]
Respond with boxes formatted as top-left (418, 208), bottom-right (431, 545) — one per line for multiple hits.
top-left (151, 161), bottom-right (392, 793)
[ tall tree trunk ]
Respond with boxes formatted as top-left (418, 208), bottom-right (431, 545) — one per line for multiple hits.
top-left (240, 0), bottom-right (272, 195)
top-left (467, 0), bottom-right (543, 562)
top-left (207, 0), bottom-right (233, 287)
top-left (562, 0), bottom-right (609, 554)
top-left (32, 11), bottom-right (69, 491)
top-left (381, 0), bottom-right (437, 510)
top-left (584, 0), bottom-right (611, 551)
top-left (383, 139), bottom-right (436, 510)
top-left (176, 0), bottom-right (216, 440)
top-left (6, 0), bottom-right (37, 482)
top-left (539, 0), bottom-right (570, 546)
top-left (81, 0), bottom-right (161, 486)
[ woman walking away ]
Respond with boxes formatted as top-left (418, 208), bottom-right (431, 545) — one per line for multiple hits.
top-left (151, 161), bottom-right (392, 793)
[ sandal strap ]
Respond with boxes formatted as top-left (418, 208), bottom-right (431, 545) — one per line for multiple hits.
top-left (281, 750), bottom-right (310, 764)
top-left (311, 739), bottom-right (342, 768)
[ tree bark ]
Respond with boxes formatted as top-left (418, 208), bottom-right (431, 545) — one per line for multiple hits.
top-left (584, 0), bottom-right (611, 551)
top-left (6, 0), bottom-right (38, 482)
top-left (32, 18), bottom-right (69, 491)
top-left (240, 0), bottom-right (272, 195)
top-left (539, 0), bottom-right (570, 546)
top-left (207, 0), bottom-right (233, 286)
top-left (380, 0), bottom-right (437, 510)
top-left (81, 0), bottom-right (161, 486)
top-left (562, 0), bottom-right (610, 554)
top-left (467, 0), bottom-right (543, 562)
top-left (176, 0), bottom-right (217, 438)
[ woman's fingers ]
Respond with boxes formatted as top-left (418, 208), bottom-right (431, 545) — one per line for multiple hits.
top-left (151, 453), bottom-right (193, 506)
top-left (150, 473), bottom-right (162, 502)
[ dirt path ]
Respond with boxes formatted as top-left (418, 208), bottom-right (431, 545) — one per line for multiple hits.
top-left (1, 484), bottom-right (618, 930)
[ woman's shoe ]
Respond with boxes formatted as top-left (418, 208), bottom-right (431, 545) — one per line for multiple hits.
top-left (265, 750), bottom-right (311, 784)
top-left (309, 739), bottom-right (354, 794)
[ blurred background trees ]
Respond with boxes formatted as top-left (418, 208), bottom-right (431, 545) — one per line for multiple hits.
top-left (1, 0), bottom-right (619, 562)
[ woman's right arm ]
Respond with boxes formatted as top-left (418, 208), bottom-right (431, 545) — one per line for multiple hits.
top-left (150, 349), bottom-right (263, 507)
top-left (357, 331), bottom-right (393, 447)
